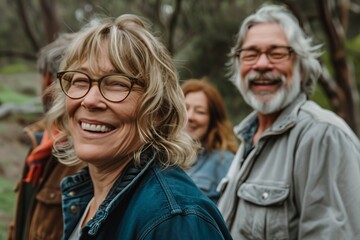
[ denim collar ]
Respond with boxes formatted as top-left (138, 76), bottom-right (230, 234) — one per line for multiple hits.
top-left (62, 148), bottom-right (156, 236)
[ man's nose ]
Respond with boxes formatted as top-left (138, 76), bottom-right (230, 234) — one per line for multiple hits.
top-left (254, 53), bottom-right (272, 67)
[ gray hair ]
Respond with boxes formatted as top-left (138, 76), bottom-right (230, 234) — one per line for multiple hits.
top-left (37, 33), bottom-right (77, 78)
top-left (229, 4), bottom-right (322, 96)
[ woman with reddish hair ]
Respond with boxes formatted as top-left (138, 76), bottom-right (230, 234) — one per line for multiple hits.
top-left (182, 79), bottom-right (238, 203)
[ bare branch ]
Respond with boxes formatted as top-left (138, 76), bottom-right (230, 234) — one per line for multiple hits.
top-left (167, 0), bottom-right (182, 54)
top-left (39, 0), bottom-right (60, 43)
top-left (14, 0), bottom-right (40, 51)
top-left (317, 0), bottom-right (358, 133)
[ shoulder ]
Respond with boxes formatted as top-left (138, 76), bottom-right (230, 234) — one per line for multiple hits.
top-left (207, 150), bottom-right (234, 163)
top-left (23, 120), bottom-right (46, 148)
top-left (296, 100), bottom-right (359, 145)
top-left (143, 165), bottom-right (212, 206)
top-left (300, 101), bottom-right (349, 129)
top-left (131, 165), bottom-right (228, 233)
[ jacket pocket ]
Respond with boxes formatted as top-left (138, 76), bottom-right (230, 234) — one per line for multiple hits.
top-left (36, 186), bottom-right (62, 204)
top-left (236, 182), bottom-right (290, 240)
top-left (28, 187), bottom-right (64, 240)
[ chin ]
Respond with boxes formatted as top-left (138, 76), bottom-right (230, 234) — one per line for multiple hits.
top-left (244, 87), bottom-right (300, 114)
top-left (74, 144), bottom-right (101, 162)
top-left (239, 61), bottom-right (302, 115)
top-left (243, 81), bottom-right (301, 115)
top-left (250, 92), bottom-right (286, 114)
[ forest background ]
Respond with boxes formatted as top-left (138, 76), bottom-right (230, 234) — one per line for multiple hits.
top-left (0, 0), bottom-right (359, 238)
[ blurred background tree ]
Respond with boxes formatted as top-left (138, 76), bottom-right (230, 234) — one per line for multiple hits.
top-left (0, 0), bottom-right (359, 134)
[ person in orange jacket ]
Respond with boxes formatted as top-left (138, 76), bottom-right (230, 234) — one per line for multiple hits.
top-left (8, 33), bottom-right (85, 240)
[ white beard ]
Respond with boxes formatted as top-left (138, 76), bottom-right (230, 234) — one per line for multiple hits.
top-left (237, 62), bottom-right (301, 114)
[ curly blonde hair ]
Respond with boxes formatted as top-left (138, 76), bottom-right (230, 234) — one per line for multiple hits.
top-left (46, 14), bottom-right (196, 168)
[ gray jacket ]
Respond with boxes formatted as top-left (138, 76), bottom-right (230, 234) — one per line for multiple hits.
top-left (217, 93), bottom-right (360, 240)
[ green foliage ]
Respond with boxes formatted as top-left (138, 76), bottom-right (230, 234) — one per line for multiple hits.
top-left (0, 63), bottom-right (33, 74)
top-left (347, 35), bottom-right (360, 50)
top-left (0, 224), bottom-right (8, 240)
top-left (310, 85), bottom-right (331, 110)
top-left (0, 177), bottom-right (15, 216)
top-left (0, 176), bottom-right (16, 239)
top-left (346, 35), bottom-right (360, 90)
top-left (0, 84), bottom-right (34, 104)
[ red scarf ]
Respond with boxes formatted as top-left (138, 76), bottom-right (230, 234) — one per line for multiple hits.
top-left (23, 129), bottom-right (57, 184)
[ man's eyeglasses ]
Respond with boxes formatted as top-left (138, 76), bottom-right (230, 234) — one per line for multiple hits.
top-left (236, 46), bottom-right (294, 65)
top-left (57, 70), bottom-right (143, 103)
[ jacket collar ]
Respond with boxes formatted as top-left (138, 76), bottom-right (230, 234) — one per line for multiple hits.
top-left (87, 149), bottom-right (156, 236)
top-left (62, 148), bottom-right (157, 237)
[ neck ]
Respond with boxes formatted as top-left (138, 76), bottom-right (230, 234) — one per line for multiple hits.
top-left (91, 158), bottom-right (131, 200)
top-left (81, 158), bottom-right (132, 226)
top-left (81, 157), bottom-right (133, 227)
top-left (253, 110), bottom-right (281, 144)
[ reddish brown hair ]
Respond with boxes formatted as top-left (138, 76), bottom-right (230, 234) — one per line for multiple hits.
top-left (182, 78), bottom-right (238, 153)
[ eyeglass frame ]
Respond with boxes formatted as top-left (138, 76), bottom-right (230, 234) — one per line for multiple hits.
top-left (235, 46), bottom-right (294, 65)
top-left (57, 70), bottom-right (144, 103)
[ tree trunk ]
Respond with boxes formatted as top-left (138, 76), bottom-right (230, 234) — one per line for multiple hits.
top-left (15, 0), bottom-right (39, 52)
top-left (167, 0), bottom-right (182, 54)
top-left (39, 0), bottom-right (60, 43)
top-left (317, 0), bottom-right (359, 134)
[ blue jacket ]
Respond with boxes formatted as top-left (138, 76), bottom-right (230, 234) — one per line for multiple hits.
top-left (185, 149), bottom-right (234, 203)
top-left (61, 151), bottom-right (232, 240)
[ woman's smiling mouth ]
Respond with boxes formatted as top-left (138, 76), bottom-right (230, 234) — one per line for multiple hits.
top-left (81, 122), bottom-right (113, 133)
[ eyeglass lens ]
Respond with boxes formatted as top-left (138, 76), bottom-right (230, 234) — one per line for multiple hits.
top-left (60, 71), bottom-right (133, 102)
top-left (239, 47), bottom-right (292, 64)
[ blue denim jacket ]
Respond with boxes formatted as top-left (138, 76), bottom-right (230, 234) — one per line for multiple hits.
top-left (61, 150), bottom-right (232, 240)
top-left (185, 149), bottom-right (234, 203)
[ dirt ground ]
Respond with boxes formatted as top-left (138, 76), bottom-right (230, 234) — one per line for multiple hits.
top-left (0, 117), bottom-right (35, 238)
top-left (0, 72), bottom-right (43, 237)
top-left (0, 117), bottom-right (38, 181)
top-left (0, 72), bottom-right (42, 181)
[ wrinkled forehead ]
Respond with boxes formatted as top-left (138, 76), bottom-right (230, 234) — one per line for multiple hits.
top-left (62, 23), bottom-right (147, 83)
top-left (82, 45), bottom-right (116, 75)
top-left (243, 22), bottom-right (288, 48)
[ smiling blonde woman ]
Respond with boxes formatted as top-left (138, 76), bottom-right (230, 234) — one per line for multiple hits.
top-left (45, 14), bottom-right (232, 240)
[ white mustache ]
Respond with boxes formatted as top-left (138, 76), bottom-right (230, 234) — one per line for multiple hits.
top-left (246, 71), bottom-right (285, 83)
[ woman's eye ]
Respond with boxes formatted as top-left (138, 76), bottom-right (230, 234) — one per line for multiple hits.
top-left (195, 110), bottom-right (207, 115)
top-left (72, 78), bottom-right (89, 88)
top-left (103, 77), bottom-right (131, 91)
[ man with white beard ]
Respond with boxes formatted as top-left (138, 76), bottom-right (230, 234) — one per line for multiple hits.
top-left (217, 4), bottom-right (360, 240)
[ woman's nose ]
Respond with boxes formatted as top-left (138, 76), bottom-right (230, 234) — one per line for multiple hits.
top-left (81, 85), bottom-right (107, 109)
top-left (187, 109), bottom-right (196, 120)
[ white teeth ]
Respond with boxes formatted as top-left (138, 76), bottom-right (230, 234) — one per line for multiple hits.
top-left (81, 122), bottom-right (112, 132)
top-left (252, 80), bottom-right (276, 85)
